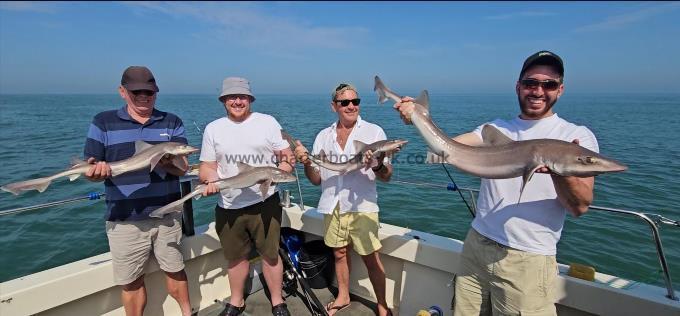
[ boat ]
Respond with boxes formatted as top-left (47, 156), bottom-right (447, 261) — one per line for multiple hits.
top-left (1, 177), bottom-right (679, 316)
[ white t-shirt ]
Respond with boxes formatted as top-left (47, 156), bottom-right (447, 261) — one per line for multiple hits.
top-left (471, 114), bottom-right (599, 255)
top-left (312, 116), bottom-right (389, 214)
top-left (200, 112), bottom-right (289, 209)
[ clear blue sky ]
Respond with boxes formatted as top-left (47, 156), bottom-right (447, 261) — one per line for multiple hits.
top-left (1, 2), bottom-right (679, 94)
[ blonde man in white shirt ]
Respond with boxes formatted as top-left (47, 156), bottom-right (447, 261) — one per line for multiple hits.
top-left (394, 51), bottom-right (596, 316)
top-left (200, 77), bottom-right (295, 316)
top-left (294, 83), bottom-right (393, 316)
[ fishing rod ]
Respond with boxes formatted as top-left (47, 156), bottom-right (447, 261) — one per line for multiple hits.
top-left (0, 192), bottom-right (105, 216)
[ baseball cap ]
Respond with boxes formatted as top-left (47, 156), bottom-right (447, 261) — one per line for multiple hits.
top-left (121, 66), bottom-right (159, 92)
top-left (519, 51), bottom-right (564, 79)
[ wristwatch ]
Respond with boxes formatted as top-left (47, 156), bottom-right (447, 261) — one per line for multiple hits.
top-left (372, 163), bottom-right (386, 173)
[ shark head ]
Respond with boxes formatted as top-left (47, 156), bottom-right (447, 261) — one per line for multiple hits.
top-left (379, 139), bottom-right (408, 153)
top-left (165, 143), bottom-right (200, 156)
top-left (550, 146), bottom-right (628, 177)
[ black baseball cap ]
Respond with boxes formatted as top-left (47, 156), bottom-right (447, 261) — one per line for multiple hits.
top-left (519, 50), bottom-right (564, 79)
top-left (121, 66), bottom-right (159, 92)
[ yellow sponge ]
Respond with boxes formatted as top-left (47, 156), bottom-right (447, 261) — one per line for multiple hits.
top-left (568, 263), bottom-right (596, 281)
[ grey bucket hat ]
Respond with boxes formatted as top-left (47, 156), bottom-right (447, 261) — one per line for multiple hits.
top-left (219, 77), bottom-right (255, 102)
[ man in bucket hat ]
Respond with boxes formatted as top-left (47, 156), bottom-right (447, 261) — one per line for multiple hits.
top-left (394, 51), bottom-right (599, 315)
top-left (199, 77), bottom-right (295, 316)
top-left (84, 66), bottom-right (193, 316)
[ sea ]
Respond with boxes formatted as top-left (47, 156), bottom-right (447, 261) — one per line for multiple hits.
top-left (1, 93), bottom-right (678, 292)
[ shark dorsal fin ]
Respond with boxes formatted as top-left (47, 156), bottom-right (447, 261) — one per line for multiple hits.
top-left (481, 125), bottom-right (514, 146)
top-left (235, 161), bottom-right (254, 173)
top-left (353, 140), bottom-right (369, 153)
top-left (134, 140), bottom-right (155, 154)
top-left (415, 90), bottom-right (430, 112)
top-left (318, 150), bottom-right (327, 161)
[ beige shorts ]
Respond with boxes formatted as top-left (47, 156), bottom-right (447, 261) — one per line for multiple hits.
top-left (106, 213), bottom-right (184, 285)
top-left (323, 206), bottom-right (382, 256)
top-left (452, 229), bottom-right (558, 316)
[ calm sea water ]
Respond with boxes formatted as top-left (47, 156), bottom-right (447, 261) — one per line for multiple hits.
top-left (1, 93), bottom-right (678, 291)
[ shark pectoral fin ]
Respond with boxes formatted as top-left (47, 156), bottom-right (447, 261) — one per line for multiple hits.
top-left (518, 166), bottom-right (541, 204)
top-left (149, 153), bottom-right (165, 173)
top-left (170, 156), bottom-right (185, 170)
top-left (68, 173), bottom-right (81, 181)
top-left (415, 90), bottom-right (430, 113)
top-left (34, 180), bottom-right (51, 193)
top-left (259, 179), bottom-right (272, 201)
top-left (134, 140), bottom-right (154, 155)
top-left (235, 161), bottom-right (254, 173)
top-left (425, 150), bottom-right (447, 164)
top-left (482, 125), bottom-right (514, 146)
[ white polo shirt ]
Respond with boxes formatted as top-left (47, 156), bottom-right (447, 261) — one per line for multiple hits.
top-left (312, 116), bottom-right (389, 214)
top-left (471, 114), bottom-right (599, 255)
top-left (200, 112), bottom-right (289, 209)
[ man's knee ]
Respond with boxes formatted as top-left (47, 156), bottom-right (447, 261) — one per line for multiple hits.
top-left (165, 269), bottom-right (187, 282)
top-left (123, 275), bottom-right (145, 292)
top-left (333, 246), bottom-right (349, 260)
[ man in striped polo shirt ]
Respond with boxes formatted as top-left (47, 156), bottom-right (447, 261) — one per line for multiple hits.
top-left (84, 66), bottom-right (193, 316)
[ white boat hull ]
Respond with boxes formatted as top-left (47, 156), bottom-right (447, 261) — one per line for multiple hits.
top-left (1, 204), bottom-right (678, 315)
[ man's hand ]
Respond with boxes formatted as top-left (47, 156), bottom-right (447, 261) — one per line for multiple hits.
top-left (85, 157), bottom-right (111, 181)
top-left (393, 96), bottom-right (416, 125)
top-left (362, 150), bottom-right (387, 169)
top-left (201, 181), bottom-right (220, 197)
top-left (294, 140), bottom-right (312, 166)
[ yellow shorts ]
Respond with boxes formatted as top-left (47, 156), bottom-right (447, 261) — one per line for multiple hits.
top-left (323, 206), bottom-right (382, 256)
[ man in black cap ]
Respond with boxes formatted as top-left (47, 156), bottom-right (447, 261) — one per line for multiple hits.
top-left (394, 51), bottom-right (599, 315)
top-left (84, 66), bottom-right (193, 316)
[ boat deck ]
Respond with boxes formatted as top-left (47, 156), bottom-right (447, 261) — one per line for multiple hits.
top-left (209, 286), bottom-right (377, 316)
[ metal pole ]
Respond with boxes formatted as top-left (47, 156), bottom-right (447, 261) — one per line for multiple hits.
top-left (294, 167), bottom-right (305, 212)
top-left (0, 193), bottom-right (106, 216)
top-left (590, 206), bottom-right (678, 301)
top-left (180, 180), bottom-right (195, 236)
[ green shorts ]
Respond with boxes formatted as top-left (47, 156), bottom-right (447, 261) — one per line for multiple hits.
top-left (214, 193), bottom-right (282, 262)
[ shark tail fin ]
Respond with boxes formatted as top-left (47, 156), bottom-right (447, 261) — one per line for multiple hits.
top-left (281, 130), bottom-right (297, 150)
top-left (1, 177), bottom-right (52, 195)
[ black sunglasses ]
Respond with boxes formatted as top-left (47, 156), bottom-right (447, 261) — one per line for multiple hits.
top-left (130, 90), bottom-right (156, 97)
top-left (520, 78), bottom-right (561, 91)
top-left (335, 98), bottom-right (361, 107)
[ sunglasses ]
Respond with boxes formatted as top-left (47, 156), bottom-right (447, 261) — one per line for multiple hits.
top-left (520, 78), bottom-right (561, 91)
top-left (130, 90), bottom-right (156, 97)
top-left (335, 98), bottom-right (361, 107)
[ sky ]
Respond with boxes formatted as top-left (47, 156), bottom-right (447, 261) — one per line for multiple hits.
top-left (1, 1), bottom-right (679, 94)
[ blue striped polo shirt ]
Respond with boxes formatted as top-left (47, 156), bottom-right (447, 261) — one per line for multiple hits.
top-left (84, 106), bottom-right (188, 221)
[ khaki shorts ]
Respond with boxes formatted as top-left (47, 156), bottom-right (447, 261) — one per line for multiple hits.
top-left (323, 206), bottom-right (382, 256)
top-left (215, 193), bottom-right (282, 262)
top-left (106, 213), bottom-right (184, 286)
top-left (452, 229), bottom-right (558, 316)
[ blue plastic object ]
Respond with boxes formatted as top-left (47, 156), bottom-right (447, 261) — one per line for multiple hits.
top-left (88, 192), bottom-right (102, 200)
top-left (283, 233), bottom-right (303, 269)
top-left (446, 183), bottom-right (458, 191)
